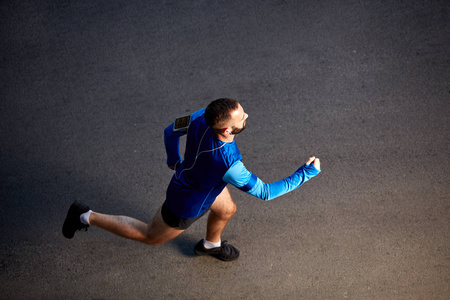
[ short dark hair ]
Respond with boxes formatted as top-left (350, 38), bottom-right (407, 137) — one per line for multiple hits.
top-left (204, 98), bottom-right (239, 128)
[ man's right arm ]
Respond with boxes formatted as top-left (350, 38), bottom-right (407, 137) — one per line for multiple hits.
top-left (222, 157), bottom-right (321, 201)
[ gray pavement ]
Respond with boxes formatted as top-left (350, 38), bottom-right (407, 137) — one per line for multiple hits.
top-left (1, 0), bottom-right (449, 299)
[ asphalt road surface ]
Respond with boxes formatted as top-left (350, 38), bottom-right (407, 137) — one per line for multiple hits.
top-left (1, 0), bottom-right (449, 299)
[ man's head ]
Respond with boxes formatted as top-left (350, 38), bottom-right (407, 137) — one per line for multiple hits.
top-left (205, 98), bottom-right (248, 135)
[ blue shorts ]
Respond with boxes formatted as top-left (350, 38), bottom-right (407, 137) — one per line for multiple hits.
top-left (161, 201), bottom-right (210, 229)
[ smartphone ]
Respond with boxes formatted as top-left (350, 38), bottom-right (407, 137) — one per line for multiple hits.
top-left (173, 115), bottom-right (191, 132)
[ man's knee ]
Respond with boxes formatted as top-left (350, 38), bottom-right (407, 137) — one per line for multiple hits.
top-left (142, 214), bottom-right (184, 246)
top-left (143, 236), bottom-right (166, 246)
top-left (228, 201), bottom-right (237, 216)
top-left (215, 201), bottom-right (237, 219)
top-left (142, 229), bottom-right (176, 246)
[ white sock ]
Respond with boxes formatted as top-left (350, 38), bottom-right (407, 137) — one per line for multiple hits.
top-left (80, 210), bottom-right (92, 225)
top-left (203, 239), bottom-right (221, 249)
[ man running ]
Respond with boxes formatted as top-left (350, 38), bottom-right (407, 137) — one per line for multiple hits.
top-left (63, 98), bottom-right (321, 261)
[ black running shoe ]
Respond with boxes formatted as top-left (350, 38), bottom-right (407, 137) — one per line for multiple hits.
top-left (62, 200), bottom-right (90, 239)
top-left (194, 240), bottom-right (240, 261)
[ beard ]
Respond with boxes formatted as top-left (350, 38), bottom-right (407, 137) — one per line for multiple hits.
top-left (231, 120), bottom-right (246, 135)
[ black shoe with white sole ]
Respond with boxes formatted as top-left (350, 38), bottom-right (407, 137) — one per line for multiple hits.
top-left (62, 200), bottom-right (90, 239)
top-left (194, 240), bottom-right (240, 261)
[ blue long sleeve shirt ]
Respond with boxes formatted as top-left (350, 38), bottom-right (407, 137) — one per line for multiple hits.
top-left (164, 109), bottom-right (320, 218)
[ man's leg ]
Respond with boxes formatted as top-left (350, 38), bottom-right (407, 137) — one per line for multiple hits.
top-left (88, 207), bottom-right (184, 246)
top-left (206, 186), bottom-right (237, 243)
top-left (194, 186), bottom-right (239, 261)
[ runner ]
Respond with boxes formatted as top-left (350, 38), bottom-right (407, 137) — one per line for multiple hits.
top-left (63, 98), bottom-right (321, 261)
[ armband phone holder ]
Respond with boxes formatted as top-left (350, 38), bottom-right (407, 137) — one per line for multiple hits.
top-left (173, 115), bottom-right (191, 132)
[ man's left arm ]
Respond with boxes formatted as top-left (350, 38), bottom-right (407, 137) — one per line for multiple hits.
top-left (164, 108), bottom-right (206, 169)
top-left (164, 123), bottom-right (185, 169)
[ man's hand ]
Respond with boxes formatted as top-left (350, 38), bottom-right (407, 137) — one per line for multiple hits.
top-left (306, 156), bottom-right (321, 171)
top-left (169, 166), bottom-right (175, 170)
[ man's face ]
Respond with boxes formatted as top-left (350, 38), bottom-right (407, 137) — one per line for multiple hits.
top-left (229, 104), bottom-right (248, 135)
